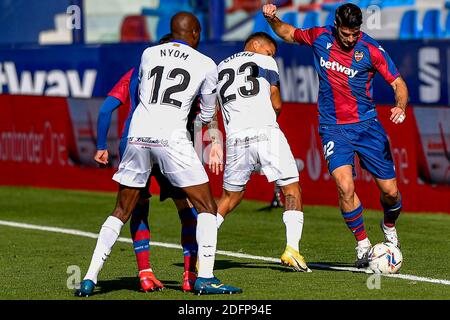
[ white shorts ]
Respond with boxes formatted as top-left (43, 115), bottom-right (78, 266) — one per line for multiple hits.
top-left (223, 128), bottom-right (299, 192)
top-left (113, 137), bottom-right (208, 188)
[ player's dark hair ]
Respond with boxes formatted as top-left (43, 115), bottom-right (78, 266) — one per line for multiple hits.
top-left (244, 32), bottom-right (278, 51)
top-left (335, 3), bottom-right (363, 28)
top-left (159, 33), bottom-right (173, 44)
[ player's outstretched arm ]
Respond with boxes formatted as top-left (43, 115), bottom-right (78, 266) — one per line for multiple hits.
top-left (262, 4), bottom-right (296, 43)
top-left (95, 96), bottom-right (122, 165)
top-left (390, 77), bottom-right (409, 124)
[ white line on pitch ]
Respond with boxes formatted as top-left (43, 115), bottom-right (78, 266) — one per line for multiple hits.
top-left (1, 219), bottom-right (450, 286)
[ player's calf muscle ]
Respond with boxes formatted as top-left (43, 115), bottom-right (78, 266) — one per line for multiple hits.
top-left (284, 195), bottom-right (299, 210)
top-left (112, 187), bottom-right (141, 223)
top-left (281, 185), bottom-right (302, 211)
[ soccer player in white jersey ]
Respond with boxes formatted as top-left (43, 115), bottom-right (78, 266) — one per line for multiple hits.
top-left (211, 32), bottom-right (311, 272)
top-left (75, 12), bottom-right (241, 296)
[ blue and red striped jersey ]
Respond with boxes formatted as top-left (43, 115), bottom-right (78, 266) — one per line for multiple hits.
top-left (294, 25), bottom-right (400, 125)
top-left (107, 67), bottom-right (141, 140)
top-left (107, 68), bottom-right (134, 138)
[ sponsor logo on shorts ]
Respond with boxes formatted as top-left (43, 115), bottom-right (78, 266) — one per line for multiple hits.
top-left (229, 134), bottom-right (269, 147)
top-left (128, 137), bottom-right (169, 147)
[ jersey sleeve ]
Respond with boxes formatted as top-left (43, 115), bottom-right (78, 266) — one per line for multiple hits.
top-left (96, 96), bottom-right (122, 150)
top-left (293, 27), bottom-right (325, 46)
top-left (108, 68), bottom-right (134, 103)
top-left (368, 45), bottom-right (400, 84)
top-left (265, 57), bottom-right (280, 86)
top-left (198, 60), bottom-right (218, 124)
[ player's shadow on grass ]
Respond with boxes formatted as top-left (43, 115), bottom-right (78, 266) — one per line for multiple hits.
top-left (173, 260), bottom-right (357, 274)
top-left (96, 277), bottom-right (179, 295)
top-left (309, 261), bottom-right (356, 268)
top-left (307, 261), bottom-right (362, 273)
top-left (173, 259), bottom-right (289, 273)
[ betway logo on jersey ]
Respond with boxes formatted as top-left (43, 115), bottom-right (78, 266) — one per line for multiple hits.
top-left (0, 62), bottom-right (97, 98)
top-left (319, 57), bottom-right (358, 78)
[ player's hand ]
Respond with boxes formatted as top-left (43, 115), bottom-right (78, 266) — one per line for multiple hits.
top-left (94, 150), bottom-right (109, 167)
top-left (262, 3), bottom-right (277, 20)
top-left (208, 142), bottom-right (223, 175)
top-left (390, 107), bottom-right (406, 124)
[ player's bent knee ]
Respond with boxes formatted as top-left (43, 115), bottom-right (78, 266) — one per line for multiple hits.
top-left (191, 197), bottom-right (217, 214)
top-left (382, 189), bottom-right (400, 202)
top-left (226, 190), bottom-right (244, 209)
top-left (336, 179), bottom-right (355, 199)
top-left (200, 203), bottom-right (217, 215)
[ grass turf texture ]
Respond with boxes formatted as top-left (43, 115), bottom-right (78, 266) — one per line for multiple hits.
top-left (0, 186), bottom-right (449, 300)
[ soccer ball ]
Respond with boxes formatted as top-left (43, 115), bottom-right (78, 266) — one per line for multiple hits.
top-left (368, 242), bottom-right (403, 274)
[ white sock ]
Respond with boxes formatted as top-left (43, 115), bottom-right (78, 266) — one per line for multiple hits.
top-left (84, 216), bottom-right (123, 284)
top-left (196, 213), bottom-right (217, 279)
top-left (282, 210), bottom-right (304, 252)
top-left (216, 213), bottom-right (225, 229)
top-left (358, 238), bottom-right (371, 248)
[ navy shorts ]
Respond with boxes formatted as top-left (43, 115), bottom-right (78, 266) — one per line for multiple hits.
top-left (119, 137), bottom-right (187, 201)
top-left (318, 118), bottom-right (396, 179)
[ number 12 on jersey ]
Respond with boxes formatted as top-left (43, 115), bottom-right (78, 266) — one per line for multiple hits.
top-left (147, 66), bottom-right (191, 108)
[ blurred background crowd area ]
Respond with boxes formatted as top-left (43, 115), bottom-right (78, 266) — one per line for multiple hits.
top-left (1, 0), bottom-right (450, 46)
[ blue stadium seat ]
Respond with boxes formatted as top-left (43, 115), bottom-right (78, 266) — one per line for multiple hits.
top-left (252, 12), bottom-right (279, 40)
top-left (445, 11), bottom-right (450, 38)
top-left (321, 3), bottom-right (341, 12)
top-left (376, 0), bottom-right (415, 8)
top-left (422, 9), bottom-right (444, 39)
top-left (357, 0), bottom-right (372, 9)
top-left (399, 10), bottom-right (420, 40)
top-left (302, 11), bottom-right (320, 29)
top-left (282, 11), bottom-right (300, 29)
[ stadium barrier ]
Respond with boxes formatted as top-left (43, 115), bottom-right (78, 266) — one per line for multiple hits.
top-left (0, 40), bottom-right (448, 106)
top-left (0, 40), bottom-right (448, 212)
top-left (1, 95), bottom-right (448, 213)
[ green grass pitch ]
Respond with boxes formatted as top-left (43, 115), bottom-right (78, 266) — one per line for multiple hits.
top-left (0, 186), bottom-right (449, 300)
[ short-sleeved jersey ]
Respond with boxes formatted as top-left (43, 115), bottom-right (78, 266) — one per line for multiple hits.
top-left (108, 68), bottom-right (133, 137)
top-left (128, 41), bottom-right (218, 139)
top-left (108, 69), bottom-right (133, 105)
top-left (294, 25), bottom-right (400, 125)
top-left (217, 51), bottom-right (280, 136)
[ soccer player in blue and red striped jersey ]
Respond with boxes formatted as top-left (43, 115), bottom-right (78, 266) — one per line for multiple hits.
top-left (263, 3), bottom-right (409, 267)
